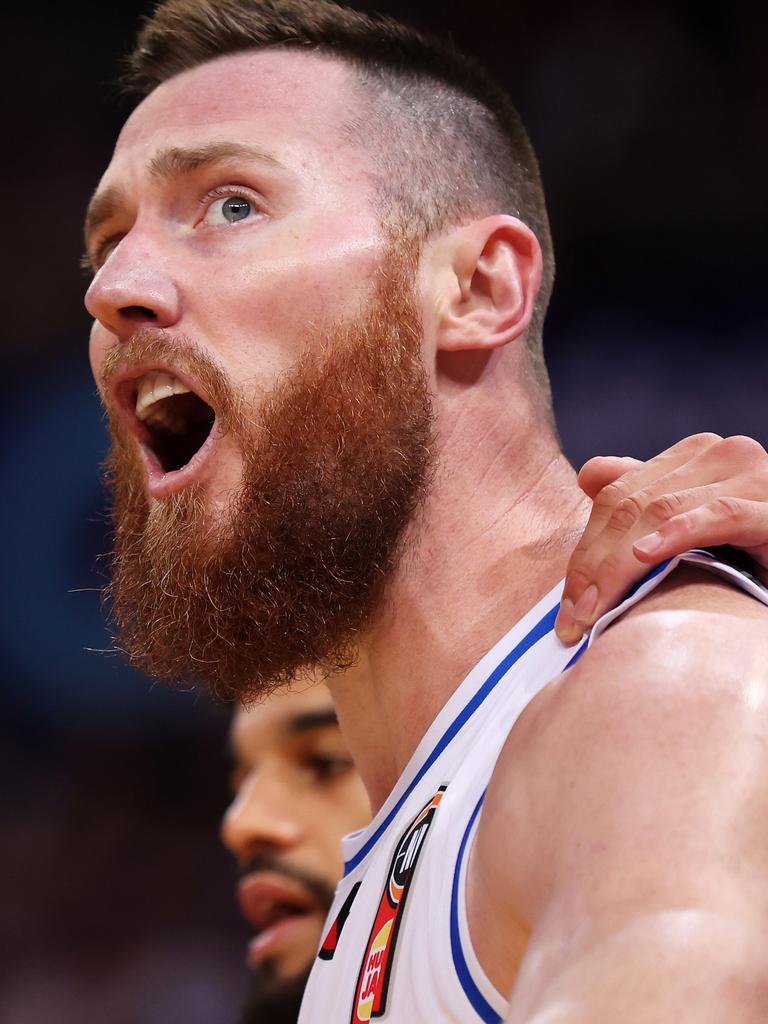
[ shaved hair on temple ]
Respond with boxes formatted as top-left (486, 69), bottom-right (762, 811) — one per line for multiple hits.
top-left (123, 0), bottom-right (555, 409)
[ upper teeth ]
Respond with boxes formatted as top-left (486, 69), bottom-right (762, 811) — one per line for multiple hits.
top-left (136, 372), bottom-right (192, 422)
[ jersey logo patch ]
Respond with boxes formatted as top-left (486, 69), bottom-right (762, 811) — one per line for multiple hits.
top-left (319, 881), bottom-right (361, 961)
top-left (350, 786), bottom-right (447, 1022)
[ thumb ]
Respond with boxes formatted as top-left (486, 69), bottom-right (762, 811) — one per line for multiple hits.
top-left (577, 456), bottom-right (643, 499)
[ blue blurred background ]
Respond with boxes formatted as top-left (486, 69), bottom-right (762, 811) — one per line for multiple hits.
top-left (2, 0), bottom-right (766, 1020)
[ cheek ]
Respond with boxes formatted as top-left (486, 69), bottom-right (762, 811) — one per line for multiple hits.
top-left (196, 224), bottom-right (386, 371)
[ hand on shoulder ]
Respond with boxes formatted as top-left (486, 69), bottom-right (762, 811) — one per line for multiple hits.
top-left (557, 433), bottom-right (768, 644)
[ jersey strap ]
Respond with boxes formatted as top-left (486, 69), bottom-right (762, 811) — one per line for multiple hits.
top-left (343, 597), bottom-right (561, 876)
top-left (450, 791), bottom-right (506, 1024)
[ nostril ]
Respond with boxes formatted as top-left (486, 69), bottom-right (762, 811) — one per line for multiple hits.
top-left (120, 305), bottom-right (157, 321)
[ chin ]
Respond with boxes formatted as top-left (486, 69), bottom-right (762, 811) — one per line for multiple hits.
top-left (239, 966), bottom-right (312, 1024)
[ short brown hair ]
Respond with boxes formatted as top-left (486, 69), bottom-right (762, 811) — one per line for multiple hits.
top-left (124, 0), bottom-right (555, 404)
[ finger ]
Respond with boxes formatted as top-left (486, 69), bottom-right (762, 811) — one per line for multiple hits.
top-left (580, 433), bottom-right (723, 504)
top-left (577, 457), bottom-right (643, 499)
top-left (556, 480), bottom-right (726, 645)
top-left (558, 435), bottom-right (768, 644)
top-left (572, 435), bottom-right (723, 559)
top-left (634, 498), bottom-right (768, 572)
top-left (561, 435), bottom-right (723, 616)
top-left (575, 437), bottom-right (768, 597)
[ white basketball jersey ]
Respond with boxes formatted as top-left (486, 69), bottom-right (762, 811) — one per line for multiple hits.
top-left (299, 550), bottom-right (768, 1024)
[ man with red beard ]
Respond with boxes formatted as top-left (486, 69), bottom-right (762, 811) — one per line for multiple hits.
top-left (85, 2), bottom-right (768, 1021)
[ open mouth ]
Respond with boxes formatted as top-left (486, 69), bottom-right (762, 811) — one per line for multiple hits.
top-left (239, 874), bottom-right (319, 933)
top-left (252, 900), bottom-right (311, 934)
top-left (238, 870), bottom-right (324, 965)
top-left (134, 371), bottom-right (216, 473)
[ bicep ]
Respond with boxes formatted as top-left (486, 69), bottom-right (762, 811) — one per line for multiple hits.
top-left (481, 609), bottom-right (768, 1021)
top-left (506, 909), bottom-right (768, 1023)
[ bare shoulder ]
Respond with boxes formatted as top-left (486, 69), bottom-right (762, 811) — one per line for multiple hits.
top-left (471, 573), bottom-right (768, 1017)
top-left (510, 565), bottom-right (768, 760)
top-left (560, 563), bottom-right (768, 717)
top-left (474, 566), bottom-right (768, 934)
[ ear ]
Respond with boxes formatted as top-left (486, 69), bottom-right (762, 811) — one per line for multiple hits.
top-left (438, 216), bottom-right (542, 353)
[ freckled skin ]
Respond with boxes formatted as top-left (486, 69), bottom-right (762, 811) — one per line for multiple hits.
top-left (86, 50), bottom-right (390, 507)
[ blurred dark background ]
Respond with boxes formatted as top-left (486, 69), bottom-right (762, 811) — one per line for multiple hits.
top-left (1, 1), bottom-right (766, 1020)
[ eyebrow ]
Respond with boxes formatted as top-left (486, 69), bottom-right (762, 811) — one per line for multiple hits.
top-left (83, 141), bottom-right (284, 246)
top-left (286, 707), bottom-right (339, 736)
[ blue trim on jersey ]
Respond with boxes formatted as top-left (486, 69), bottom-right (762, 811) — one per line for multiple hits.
top-left (343, 601), bottom-right (560, 875)
top-left (345, 561), bottom-right (684, 875)
top-left (564, 636), bottom-right (589, 669)
top-left (624, 557), bottom-right (673, 598)
top-left (450, 791), bottom-right (501, 1024)
top-left (563, 559), bottom-right (674, 670)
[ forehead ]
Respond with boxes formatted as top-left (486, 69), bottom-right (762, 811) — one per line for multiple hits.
top-left (108, 48), bottom-right (369, 185)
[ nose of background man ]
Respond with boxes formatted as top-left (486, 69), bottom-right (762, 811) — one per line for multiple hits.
top-left (221, 769), bottom-right (305, 862)
top-left (84, 233), bottom-right (182, 346)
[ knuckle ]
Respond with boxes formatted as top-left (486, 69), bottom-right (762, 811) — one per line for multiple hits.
top-left (714, 435), bottom-right (767, 466)
top-left (671, 432), bottom-right (722, 456)
top-left (646, 491), bottom-right (686, 523)
top-left (670, 510), bottom-right (694, 536)
top-left (708, 495), bottom-right (743, 521)
top-left (607, 493), bottom-right (645, 533)
top-left (569, 540), bottom-right (590, 563)
top-left (566, 563), bottom-right (593, 591)
top-left (689, 431), bottom-right (723, 448)
top-left (594, 477), bottom-right (632, 512)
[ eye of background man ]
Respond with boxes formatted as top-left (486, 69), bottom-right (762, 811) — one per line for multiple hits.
top-left (229, 725), bottom-right (355, 794)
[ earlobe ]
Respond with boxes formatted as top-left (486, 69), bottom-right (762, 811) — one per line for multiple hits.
top-left (438, 216), bottom-right (542, 353)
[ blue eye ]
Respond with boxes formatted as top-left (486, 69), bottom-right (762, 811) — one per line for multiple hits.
top-left (204, 192), bottom-right (259, 227)
top-left (221, 196), bottom-right (252, 223)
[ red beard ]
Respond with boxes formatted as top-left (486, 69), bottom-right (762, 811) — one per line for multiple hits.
top-left (102, 249), bottom-right (434, 701)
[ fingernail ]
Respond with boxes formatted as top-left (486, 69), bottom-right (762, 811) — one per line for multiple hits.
top-left (634, 531), bottom-right (664, 555)
top-left (573, 584), bottom-right (598, 625)
top-left (555, 597), bottom-right (581, 643)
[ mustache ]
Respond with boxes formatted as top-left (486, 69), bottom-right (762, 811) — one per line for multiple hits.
top-left (238, 853), bottom-right (336, 914)
top-left (99, 327), bottom-right (241, 433)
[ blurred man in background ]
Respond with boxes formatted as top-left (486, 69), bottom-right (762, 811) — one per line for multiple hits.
top-left (223, 684), bottom-right (369, 1024)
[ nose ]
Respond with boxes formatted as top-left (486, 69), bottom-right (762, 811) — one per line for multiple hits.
top-left (221, 769), bottom-right (305, 861)
top-left (84, 234), bottom-right (182, 341)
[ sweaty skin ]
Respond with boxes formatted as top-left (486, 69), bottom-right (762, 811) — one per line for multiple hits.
top-left (474, 569), bottom-right (768, 1020)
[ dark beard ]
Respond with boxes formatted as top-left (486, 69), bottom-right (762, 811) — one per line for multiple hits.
top-left (102, 247), bottom-right (434, 701)
top-left (236, 857), bottom-right (335, 1024)
top-left (239, 969), bottom-right (310, 1024)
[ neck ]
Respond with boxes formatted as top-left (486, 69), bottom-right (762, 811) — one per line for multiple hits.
top-left (328, 400), bottom-right (590, 811)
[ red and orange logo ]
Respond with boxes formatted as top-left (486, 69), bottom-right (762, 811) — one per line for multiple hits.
top-left (351, 787), bottom-right (446, 1022)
